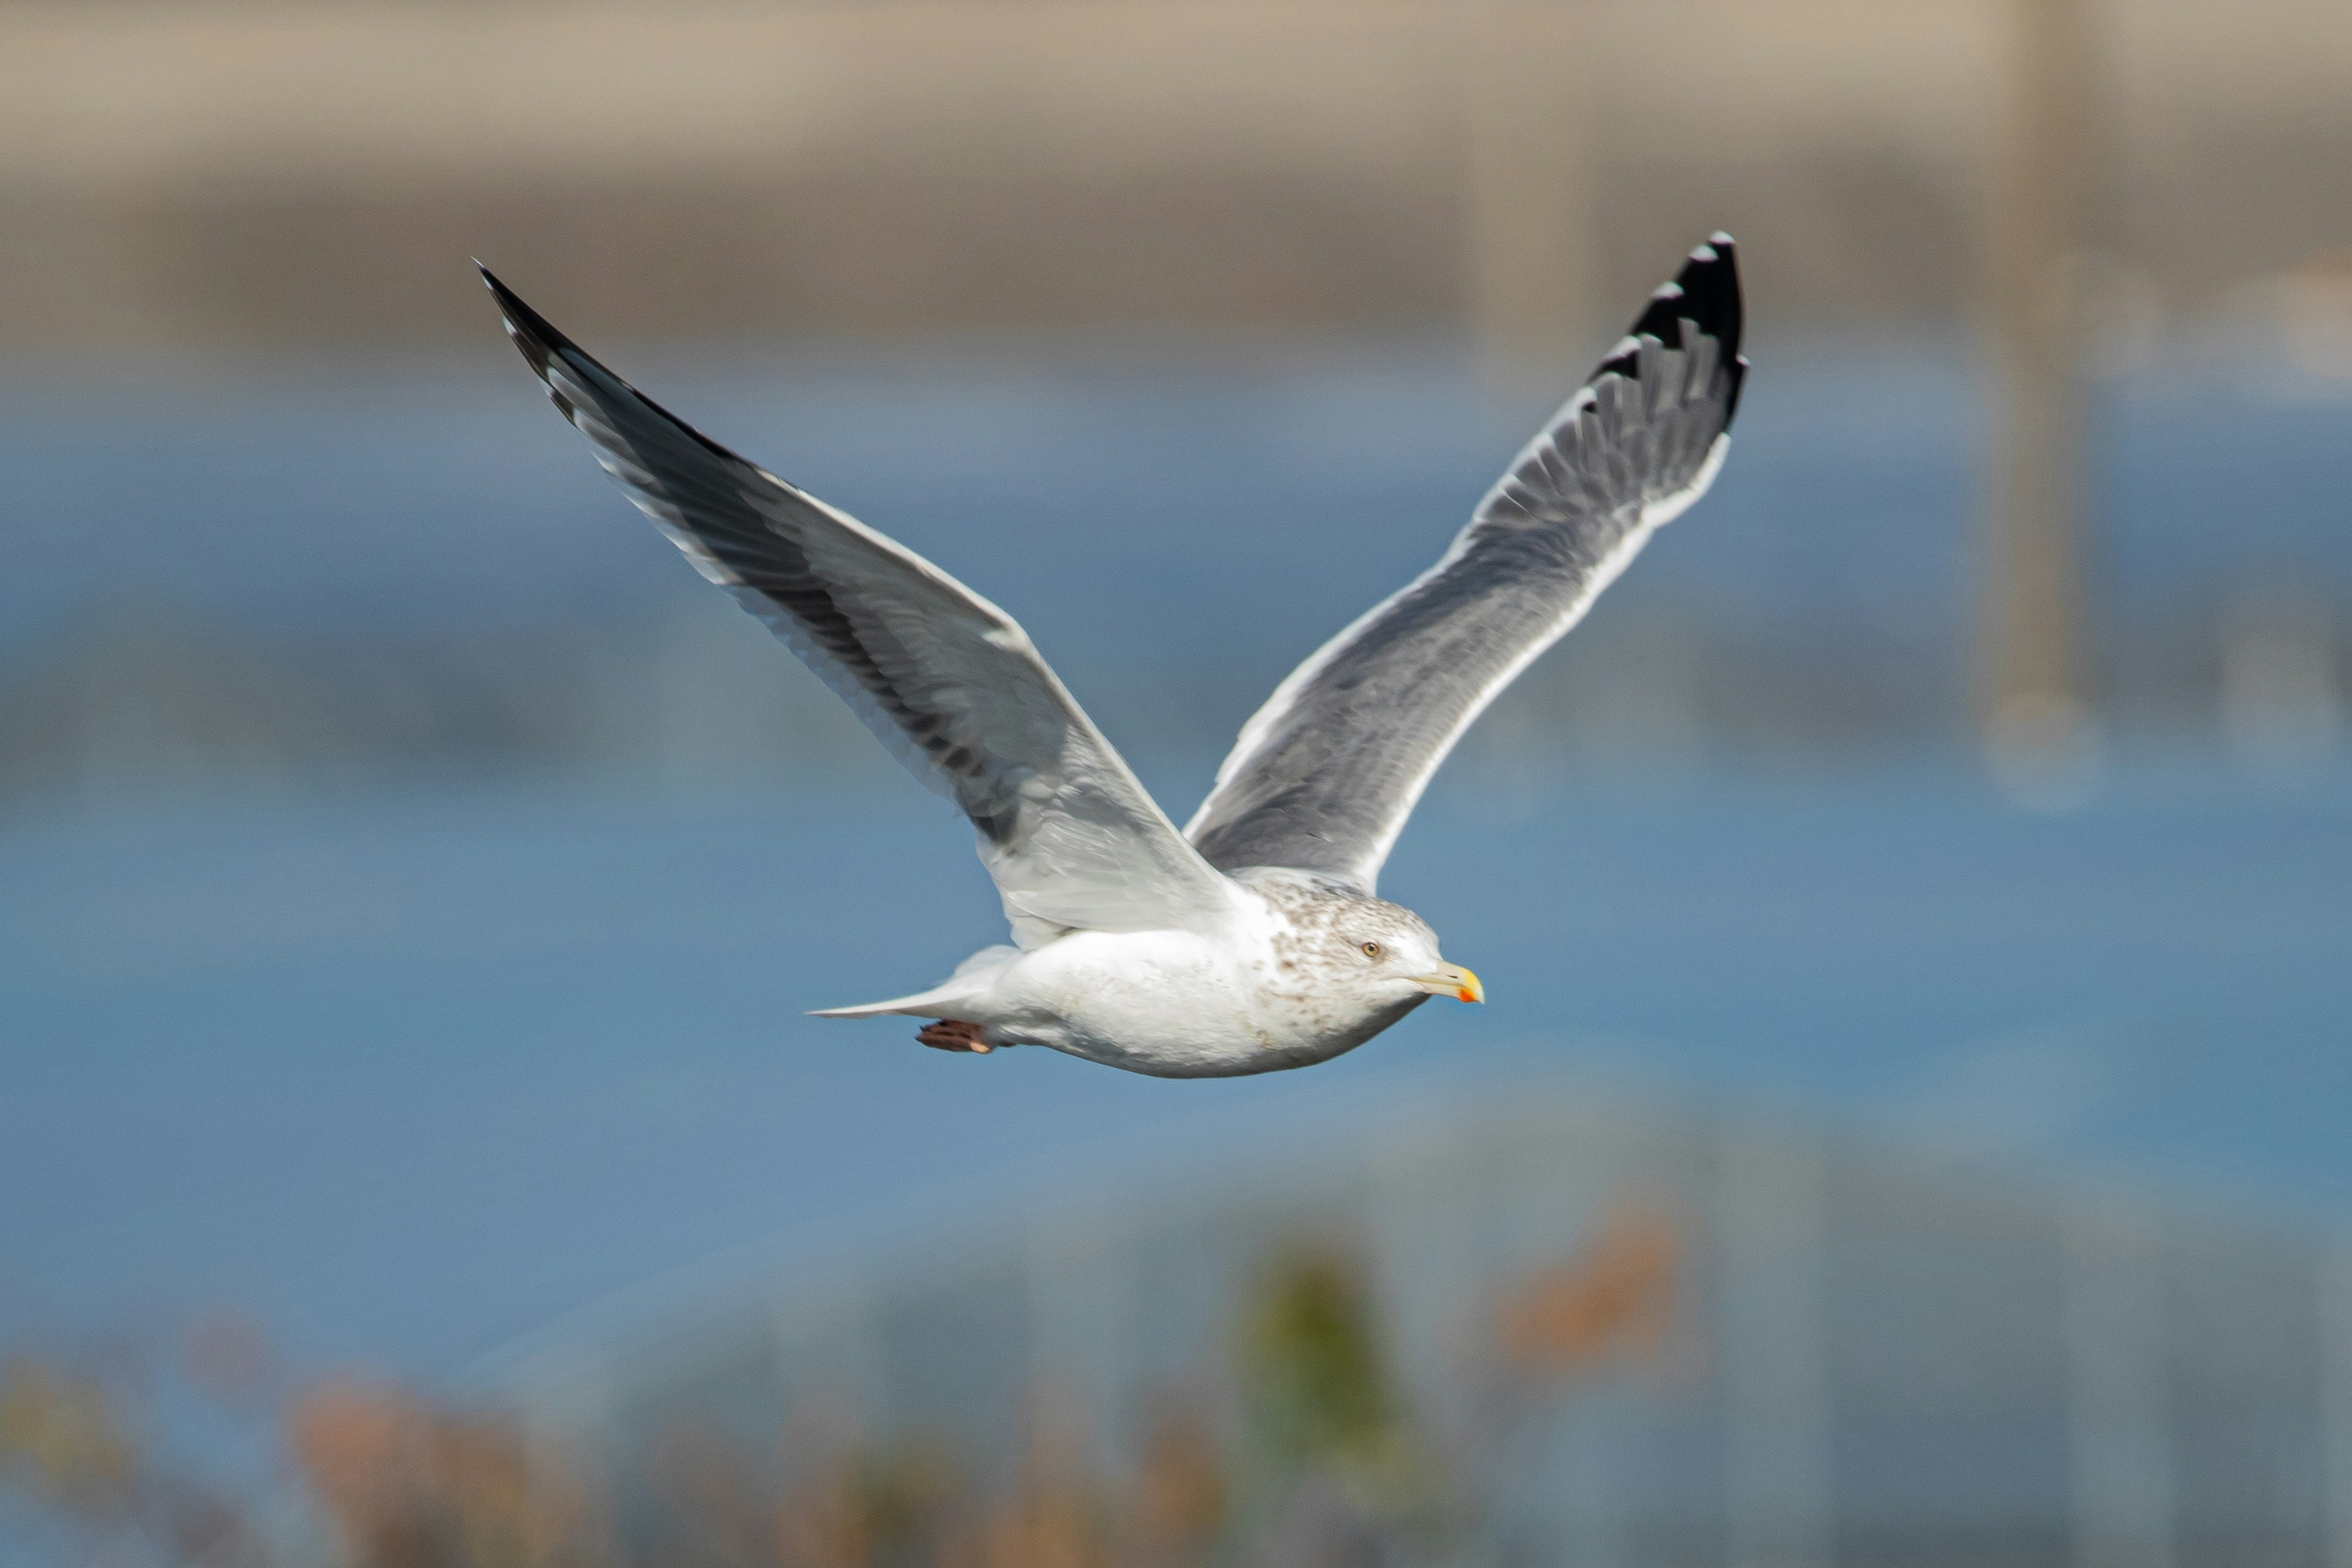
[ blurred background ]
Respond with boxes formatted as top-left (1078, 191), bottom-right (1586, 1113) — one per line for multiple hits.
top-left (2, 0), bottom-right (2349, 1563)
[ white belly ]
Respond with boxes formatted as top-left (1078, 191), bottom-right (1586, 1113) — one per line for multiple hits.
top-left (967, 927), bottom-right (1416, 1078)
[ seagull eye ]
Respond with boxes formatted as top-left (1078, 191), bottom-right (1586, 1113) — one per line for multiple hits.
top-left (1360, 941), bottom-right (1383, 959)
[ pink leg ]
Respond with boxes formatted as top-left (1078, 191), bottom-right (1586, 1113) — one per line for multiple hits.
top-left (916, 1019), bottom-right (994, 1054)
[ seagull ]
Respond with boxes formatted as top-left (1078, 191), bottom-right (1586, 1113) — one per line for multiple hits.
top-left (481, 236), bottom-right (1744, 1078)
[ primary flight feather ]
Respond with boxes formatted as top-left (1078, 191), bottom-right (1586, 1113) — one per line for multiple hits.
top-left (483, 235), bottom-right (1746, 1077)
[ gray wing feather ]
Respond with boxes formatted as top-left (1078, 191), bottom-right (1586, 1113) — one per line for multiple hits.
top-left (1185, 236), bottom-right (1747, 892)
top-left (481, 267), bottom-right (1234, 946)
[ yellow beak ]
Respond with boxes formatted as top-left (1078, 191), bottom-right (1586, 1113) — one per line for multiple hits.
top-left (1408, 964), bottom-right (1484, 1004)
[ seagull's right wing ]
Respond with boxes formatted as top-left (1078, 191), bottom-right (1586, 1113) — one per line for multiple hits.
top-left (1185, 236), bottom-right (1746, 893)
top-left (482, 268), bottom-right (1234, 947)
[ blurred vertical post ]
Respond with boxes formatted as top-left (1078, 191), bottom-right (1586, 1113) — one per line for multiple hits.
top-left (2064, 1190), bottom-right (2173, 1568)
top-left (1463, 0), bottom-right (1594, 385)
top-left (2324, 1248), bottom-right (2352, 1568)
top-left (1717, 1131), bottom-right (1833, 1568)
top-left (1982, 0), bottom-right (2099, 803)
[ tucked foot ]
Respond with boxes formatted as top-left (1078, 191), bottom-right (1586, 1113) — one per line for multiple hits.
top-left (917, 1019), bottom-right (994, 1054)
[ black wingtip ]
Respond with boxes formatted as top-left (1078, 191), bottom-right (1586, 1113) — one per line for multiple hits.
top-left (474, 258), bottom-right (514, 312)
top-left (472, 260), bottom-right (579, 380)
top-left (1601, 232), bottom-right (1747, 424)
top-left (1627, 233), bottom-right (1741, 361)
top-left (471, 261), bottom-right (791, 478)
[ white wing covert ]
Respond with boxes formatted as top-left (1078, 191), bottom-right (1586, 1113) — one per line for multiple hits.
top-left (1185, 236), bottom-right (1747, 893)
top-left (482, 267), bottom-right (1234, 947)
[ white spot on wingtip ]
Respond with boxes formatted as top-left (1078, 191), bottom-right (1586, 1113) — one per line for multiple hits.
top-left (1708, 230), bottom-right (1735, 246)
top-left (1653, 281), bottom-right (1685, 299)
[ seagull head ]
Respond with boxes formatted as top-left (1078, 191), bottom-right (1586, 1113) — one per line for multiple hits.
top-left (1336, 902), bottom-right (1483, 1006)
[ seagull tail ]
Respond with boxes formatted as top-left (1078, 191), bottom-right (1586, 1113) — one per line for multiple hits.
top-left (809, 946), bottom-right (1021, 1020)
top-left (808, 987), bottom-right (963, 1020)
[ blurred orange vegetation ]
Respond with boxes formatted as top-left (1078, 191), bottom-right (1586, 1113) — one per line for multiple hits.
top-left (288, 1382), bottom-right (602, 1568)
top-left (0, 1357), bottom-right (138, 1514)
top-left (951, 1418), bottom-right (1112, 1568)
top-left (1496, 1199), bottom-right (1683, 1378)
top-left (1, 1193), bottom-right (1683, 1566)
top-left (0, 1350), bottom-right (266, 1565)
top-left (277, 1386), bottom-right (1229, 1568)
top-left (1126, 1404), bottom-right (1224, 1562)
top-left (772, 1431), bottom-right (964, 1568)
top-left (638, 1398), bottom-right (1224, 1568)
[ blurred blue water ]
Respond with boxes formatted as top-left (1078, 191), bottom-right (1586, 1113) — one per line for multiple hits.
top-left (2, 759), bottom-right (2347, 1381)
top-left (5, 338), bottom-right (2348, 705)
top-left (2, 339), bottom-right (2349, 1384)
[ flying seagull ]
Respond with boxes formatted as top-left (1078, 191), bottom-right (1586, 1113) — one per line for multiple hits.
top-left (481, 236), bottom-right (1744, 1078)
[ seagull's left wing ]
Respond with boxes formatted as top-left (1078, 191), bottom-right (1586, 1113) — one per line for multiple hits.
top-left (482, 267), bottom-right (1235, 946)
top-left (1186, 235), bottom-right (1747, 893)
